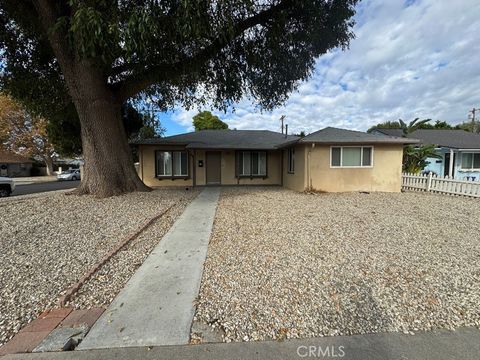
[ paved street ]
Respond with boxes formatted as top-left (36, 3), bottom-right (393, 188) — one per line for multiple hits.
top-left (12, 181), bottom-right (80, 196)
top-left (3, 327), bottom-right (480, 360)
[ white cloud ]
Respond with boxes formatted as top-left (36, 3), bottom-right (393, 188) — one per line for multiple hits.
top-left (169, 0), bottom-right (480, 135)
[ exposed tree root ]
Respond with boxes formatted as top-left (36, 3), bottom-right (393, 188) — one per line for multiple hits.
top-left (65, 180), bottom-right (151, 198)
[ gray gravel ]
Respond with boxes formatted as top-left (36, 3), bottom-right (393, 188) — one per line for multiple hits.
top-left (194, 187), bottom-right (480, 342)
top-left (0, 188), bottom-right (198, 347)
top-left (68, 191), bottom-right (199, 308)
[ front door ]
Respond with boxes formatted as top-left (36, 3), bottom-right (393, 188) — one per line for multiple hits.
top-left (206, 152), bottom-right (221, 185)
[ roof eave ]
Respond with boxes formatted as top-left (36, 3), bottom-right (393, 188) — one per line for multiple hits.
top-left (299, 139), bottom-right (420, 145)
top-left (274, 139), bottom-right (301, 149)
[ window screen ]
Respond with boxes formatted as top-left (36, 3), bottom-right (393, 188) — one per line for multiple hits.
top-left (342, 147), bottom-right (362, 166)
top-left (331, 147), bottom-right (341, 166)
top-left (362, 147), bottom-right (372, 166)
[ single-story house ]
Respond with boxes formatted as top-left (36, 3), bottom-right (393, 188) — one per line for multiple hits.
top-left (0, 150), bottom-right (33, 177)
top-left (135, 127), bottom-right (417, 192)
top-left (373, 129), bottom-right (480, 180)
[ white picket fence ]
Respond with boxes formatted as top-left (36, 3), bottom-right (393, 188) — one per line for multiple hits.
top-left (402, 172), bottom-right (480, 198)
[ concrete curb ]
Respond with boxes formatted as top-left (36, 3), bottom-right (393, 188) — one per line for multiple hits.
top-left (58, 203), bottom-right (176, 307)
top-left (13, 176), bottom-right (57, 185)
top-left (1, 190), bottom-right (71, 203)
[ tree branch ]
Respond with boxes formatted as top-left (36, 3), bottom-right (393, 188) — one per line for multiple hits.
top-left (115, 0), bottom-right (294, 102)
top-left (32, 1), bottom-right (79, 93)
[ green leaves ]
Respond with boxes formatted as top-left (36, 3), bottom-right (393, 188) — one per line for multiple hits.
top-left (68, 3), bottom-right (120, 62)
top-left (1, 0), bottom-right (360, 118)
top-left (403, 144), bottom-right (442, 173)
top-left (400, 118), bottom-right (433, 136)
top-left (193, 111), bottom-right (228, 131)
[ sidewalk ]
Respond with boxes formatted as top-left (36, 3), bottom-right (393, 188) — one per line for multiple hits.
top-left (78, 187), bottom-right (220, 349)
top-left (3, 327), bottom-right (480, 360)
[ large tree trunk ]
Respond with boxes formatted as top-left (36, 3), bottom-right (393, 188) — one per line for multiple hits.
top-left (72, 95), bottom-right (150, 197)
top-left (32, 4), bottom-right (150, 198)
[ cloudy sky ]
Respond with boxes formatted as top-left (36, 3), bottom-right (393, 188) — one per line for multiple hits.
top-left (160, 0), bottom-right (480, 136)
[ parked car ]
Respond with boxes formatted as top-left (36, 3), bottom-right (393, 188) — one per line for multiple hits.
top-left (57, 169), bottom-right (81, 181)
top-left (0, 176), bottom-right (15, 197)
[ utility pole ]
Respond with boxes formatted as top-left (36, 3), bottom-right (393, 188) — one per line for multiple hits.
top-left (468, 108), bottom-right (480, 133)
top-left (280, 115), bottom-right (285, 134)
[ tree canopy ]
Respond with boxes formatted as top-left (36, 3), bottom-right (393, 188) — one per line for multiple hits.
top-left (193, 111), bottom-right (228, 131)
top-left (0, 0), bottom-right (359, 197)
top-left (1, 0), bottom-right (358, 113)
top-left (368, 118), bottom-right (456, 174)
top-left (0, 94), bottom-right (56, 174)
top-left (367, 119), bottom-right (477, 133)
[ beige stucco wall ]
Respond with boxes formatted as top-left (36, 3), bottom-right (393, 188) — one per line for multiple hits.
top-left (139, 143), bottom-right (403, 192)
top-left (282, 145), bottom-right (306, 192)
top-left (305, 144), bottom-right (404, 192)
top-left (220, 150), bottom-right (282, 185)
top-left (138, 146), bottom-right (282, 186)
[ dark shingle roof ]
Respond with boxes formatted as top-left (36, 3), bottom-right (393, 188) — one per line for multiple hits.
top-left (300, 127), bottom-right (418, 144)
top-left (0, 150), bottom-right (33, 164)
top-left (135, 130), bottom-right (299, 150)
top-left (374, 129), bottom-right (480, 149)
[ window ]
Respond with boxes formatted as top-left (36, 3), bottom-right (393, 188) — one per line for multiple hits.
top-left (287, 148), bottom-right (295, 173)
top-left (331, 146), bottom-right (373, 168)
top-left (238, 151), bottom-right (267, 176)
top-left (156, 151), bottom-right (188, 177)
top-left (461, 153), bottom-right (480, 170)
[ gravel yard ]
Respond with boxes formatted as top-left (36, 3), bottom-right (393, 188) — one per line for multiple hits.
top-left (0, 188), bottom-right (198, 347)
top-left (194, 187), bottom-right (480, 342)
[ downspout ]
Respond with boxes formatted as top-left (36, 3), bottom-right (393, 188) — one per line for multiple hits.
top-left (309, 143), bottom-right (316, 190)
top-left (449, 148), bottom-right (454, 178)
top-left (280, 149), bottom-right (284, 187)
top-left (192, 150), bottom-right (196, 187)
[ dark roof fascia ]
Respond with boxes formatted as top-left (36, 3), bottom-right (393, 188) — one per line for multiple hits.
top-left (132, 140), bottom-right (189, 146)
top-left (185, 145), bottom-right (282, 150)
top-left (300, 139), bottom-right (420, 145)
top-left (273, 139), bottom-right (302, 149)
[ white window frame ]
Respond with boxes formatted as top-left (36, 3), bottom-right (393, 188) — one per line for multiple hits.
top-left (330, 146), bottom-right (374, 168)
top-left (461, 152), bottom-right (480, 170)
top-left (287, 148), bottom-right (295, 173)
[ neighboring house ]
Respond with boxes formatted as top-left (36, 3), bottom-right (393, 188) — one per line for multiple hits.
top-left (373, 129), bottom-right (480, 180)
top-left (0, 150), bottom-right (33, 177)
top-left (135, 127), bottom-right (417, 192)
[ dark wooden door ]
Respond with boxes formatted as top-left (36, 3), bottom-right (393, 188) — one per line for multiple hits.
top-left (206, 152), bottom-right (221, 184)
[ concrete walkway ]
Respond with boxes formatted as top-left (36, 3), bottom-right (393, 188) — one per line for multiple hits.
top-left (5, 327), bottom-right (480, 360)
top-left (78, 187), bottom-right (220, 350)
